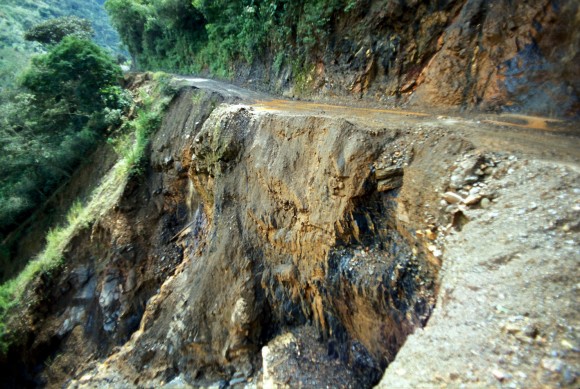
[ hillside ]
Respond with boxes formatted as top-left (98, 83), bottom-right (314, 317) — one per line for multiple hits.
top-left (0, 0), bottom-right (120, 90)
top-left (0, 74), bottom-right (578, 388)
top-left (106, 0), bottom-right (579, 117)
top-left (0, 1), bottom-right (578, 388)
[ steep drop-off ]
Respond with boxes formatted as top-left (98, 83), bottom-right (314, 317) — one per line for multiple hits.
top-left (2, 77), bottom-right (579, 388)
top-left (2, 81), bottom-right (441, 387)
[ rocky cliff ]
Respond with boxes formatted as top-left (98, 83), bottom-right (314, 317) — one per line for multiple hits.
top-left (244, 0), bottom-right (579, 118)
top-left (1, 76), bottom-right (579, 388)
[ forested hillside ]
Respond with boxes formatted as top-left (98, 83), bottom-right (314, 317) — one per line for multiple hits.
top-left (0, 0), bottom-right (121, 89)
top-left (0, 0), bottom-right (126, 281)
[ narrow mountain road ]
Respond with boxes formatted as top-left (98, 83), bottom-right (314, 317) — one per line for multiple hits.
top-left (51, 75), bottom-right (579, 389)
top-left (175, 76), bottom-right (580, 389)
top-left (177, 76), bottom-right (580, 165)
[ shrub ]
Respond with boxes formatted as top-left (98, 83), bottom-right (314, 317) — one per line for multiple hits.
top-left (0, 37), bottom-right (124, 235)
top-left (21, 36), bottom-right (122, 123)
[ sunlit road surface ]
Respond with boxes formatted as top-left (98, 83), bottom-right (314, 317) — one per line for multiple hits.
top-left (484, 114), bottom-right (565, 131)
top-left (178, 76), bottom-right (575, 131)
top-left (254, 99), bottom-right (429, 118)
top-left (254, 99), bottom-right (575, 133)
top-left (177, 76), bottom-right (579, 162)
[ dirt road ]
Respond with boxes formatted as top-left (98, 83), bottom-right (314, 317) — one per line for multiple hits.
top-left (177, 76), bottom-right (580, 165)
top-left (176, 76), bottom-right (580, 388)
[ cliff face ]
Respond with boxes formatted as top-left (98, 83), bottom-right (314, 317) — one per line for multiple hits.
top-left (2, 77), bottom-right (579, 388)
top-left (246, 0), bottom-right (579, 117)
top-left (2, 82), bottom-right (449, 387)
top-left (95, 94), bottom-right (441, 387)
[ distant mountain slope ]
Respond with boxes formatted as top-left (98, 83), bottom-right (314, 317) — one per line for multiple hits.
top-left (0, 0), bottom-right (120, 89)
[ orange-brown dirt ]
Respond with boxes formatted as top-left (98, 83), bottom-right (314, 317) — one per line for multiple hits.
top-left (236, 0), bottom-right (579, 118)
top-left (1, 76), bottom-right (579, 388)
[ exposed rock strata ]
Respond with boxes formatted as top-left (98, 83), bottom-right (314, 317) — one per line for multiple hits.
top-left (3, 81), bottom-right (578, 388)
top-left (66, 89), bottom-right (446, 387)
top-left (245, 0), bottom-right (579, 117)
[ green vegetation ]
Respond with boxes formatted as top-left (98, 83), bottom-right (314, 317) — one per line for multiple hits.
top-left (105, 0), bottom-right (357, 77)
top-left (0, 37), bottom-right (124, 237)
top-left (0, 0), bottom-right (121, 90)
top-left (105, 0), bottom-right (206, 71)
top-left (21, 36), bottom-right (123, 123)
top-left (0, 72), bottom-right (176, 354)
top-left (0, 0), bottom-right (127, 239)
top-left (111, 72), bottom-right (175, 176)
top-left (24, 16), bottom-right (94, 45)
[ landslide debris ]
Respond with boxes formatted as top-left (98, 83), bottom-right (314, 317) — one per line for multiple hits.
top-left (1, 78), bottom-right (579, 388)
top-left (380, 156), bottom-right (580, 388)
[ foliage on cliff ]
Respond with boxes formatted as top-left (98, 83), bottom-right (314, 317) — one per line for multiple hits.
top-left (105, 0), bottom-right (356, 75)
top-left (0, 37), bottom-right (125, 240)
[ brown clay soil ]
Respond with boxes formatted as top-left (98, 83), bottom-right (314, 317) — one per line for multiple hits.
top-left (179, 72), bottom-right (578, 158)
top-left (181, 77), bottom-right (580, 388)
top-left (18, 76), bottom-right (579, 388)
top-left (251, 94), bottom-right (580, 164)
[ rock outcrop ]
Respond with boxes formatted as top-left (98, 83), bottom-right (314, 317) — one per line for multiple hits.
top-left (247, 0), bottom-right (579, 117)
top-left (65, 87), bottom-right (445, 387)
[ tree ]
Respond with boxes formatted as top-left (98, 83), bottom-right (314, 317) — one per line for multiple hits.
top-left (105, 0), bottom-right (150, 68)
top-left (0, 36), bottom-right (124, 234)
top-left (20, 36), bottom-right (122, 130)
top-left (24, 16), bottom-right (94, 45)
